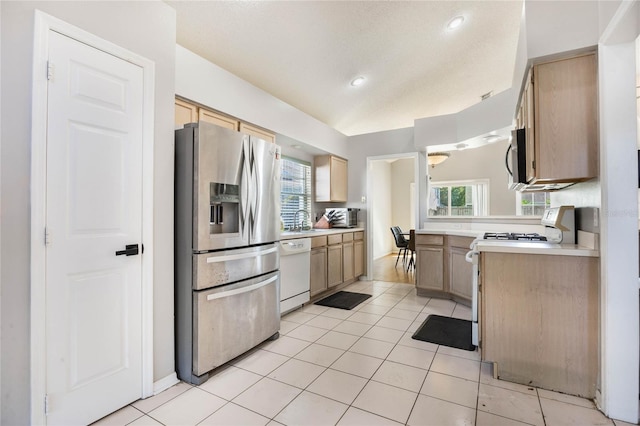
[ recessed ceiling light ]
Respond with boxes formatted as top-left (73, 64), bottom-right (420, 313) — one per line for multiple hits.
top-left (447, 16), bottom-right (465, 30)
top-left (350, 76), bottom-right (366, 87)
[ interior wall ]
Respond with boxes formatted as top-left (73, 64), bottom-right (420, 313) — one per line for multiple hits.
top-left (427, 140), bottom-right (516, 215)
top-left (371, 161), bottom-right (393, 259)
top-left (391, 158), bottom-right (415, 232)
top-left (175, 45), bottom-right (349, 160)
top-left (598, 38), bottom-right (640, 422)
top-left (0, 2), bottom-right (176, 424)
top-left (347, 127), bottom-right (417, 227)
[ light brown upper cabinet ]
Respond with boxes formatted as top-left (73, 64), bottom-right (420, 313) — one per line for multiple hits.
top-left (175, 98), bottom-right (198, 128)
top-left (239, 122), bottom-right (276, 143)
top-left (315, 155), bottom-right (347, 202)
top-left (519, 52), bottom-right (598, 185)
top-left (199, 108), bottom-right (239, 131)
top-left (174, 98), bottom-right (276, 142)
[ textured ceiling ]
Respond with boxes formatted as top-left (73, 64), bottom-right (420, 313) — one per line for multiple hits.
top-left (166, 1), bottom-right (523, 136)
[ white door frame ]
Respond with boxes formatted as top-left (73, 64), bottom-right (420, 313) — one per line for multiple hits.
top-left (30, 11), bottom-right (155, 424)
top-left (365, 152), bottom-right (420, 280)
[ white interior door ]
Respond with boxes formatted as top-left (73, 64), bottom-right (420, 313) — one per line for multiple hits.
top-left (45, 30), bottom-right (144, 425)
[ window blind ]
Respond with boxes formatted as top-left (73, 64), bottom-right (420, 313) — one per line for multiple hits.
top-left (280, 157), bottom-right (312, 229)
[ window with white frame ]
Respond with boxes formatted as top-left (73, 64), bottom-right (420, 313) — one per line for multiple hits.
top-left (280, 157), bottom-right (312, 229)
top-left (516, 191), bottom-right (550, 216)
top-left (428, 179), bottom-right (489, 217)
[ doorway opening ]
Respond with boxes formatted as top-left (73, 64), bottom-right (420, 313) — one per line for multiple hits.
top-left (366, 153), bottom-right (420, 284)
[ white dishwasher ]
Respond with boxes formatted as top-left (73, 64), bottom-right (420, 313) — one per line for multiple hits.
top-left (279, 238), bottom-right (311, 314)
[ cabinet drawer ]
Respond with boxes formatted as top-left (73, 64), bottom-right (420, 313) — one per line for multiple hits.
top-left (354, 231), bottom-right (364, 240)
top-left (310, 236), bottom-right (327, 249)
top-left (416, 234), bottom-right (444, 246)
top-left (342, 232), bottom-right (354, 243)
top-left (327, 234), bottom-right (343, 245)
top-left (448, 236), bottom-right (475, 249)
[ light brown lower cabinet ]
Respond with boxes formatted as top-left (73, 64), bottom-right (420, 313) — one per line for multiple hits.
top-left (343, 241), bottom-right (354, 282)
top-left (307, 231), bottom-right (365, 298)
top-left (309, 247), bottom-right (327, 297)
top-left (354, 239), bottom-right (364, 277)
top-left (481, 252), bottom-right (599, 398)
top-left (448, 247), bottom-right (473, 300)
top-left (416, 246), bottom-right (444, 291)
top-left (327, 244), bottom-right (343, 288)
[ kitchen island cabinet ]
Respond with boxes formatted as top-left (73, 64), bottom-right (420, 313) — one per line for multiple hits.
top-left (480, 251), bottom-right (599, 398)
top-left (415, 233), bottom-right (474, 305)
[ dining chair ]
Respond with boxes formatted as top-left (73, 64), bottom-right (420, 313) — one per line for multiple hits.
top-left (390, 226), bottom-right (409, 267)
top-left (406, 229), bottom-right (415, 271)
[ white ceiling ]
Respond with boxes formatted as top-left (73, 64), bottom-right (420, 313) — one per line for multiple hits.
top-left (166, 1), bottom-right (523, 136)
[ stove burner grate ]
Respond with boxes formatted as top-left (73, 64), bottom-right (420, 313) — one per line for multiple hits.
top-left (483, 232), bottom-right (547, 241)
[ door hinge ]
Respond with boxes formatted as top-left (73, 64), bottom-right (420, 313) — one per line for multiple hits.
top-left (44, 394), bottom-right (49, 415)
top-left (44, 227), bottom-right (51, 246)
top-left (47, 61), bottom-right (54, 81)
top-left (531, 160), bottom-right (536, 170)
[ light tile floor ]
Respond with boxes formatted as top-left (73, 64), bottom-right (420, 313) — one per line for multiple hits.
top-left (95, 280), bottom-right (629, 426)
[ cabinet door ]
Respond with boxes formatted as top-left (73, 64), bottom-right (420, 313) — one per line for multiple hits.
top-left (310, 247), bottom-right (327, 297)
top-left (449, 247), bottom-right (473, 300)
top-left (533, 53), bottom-right (598, 182)
top-left (343, 241), bottom-right (354, 282)
top-left (354, 239), bottom-right (364, 277)
top-left (199, 108), bottom-right (239, 131)
top-left (327, 244), bottom-right (343, 288)
top-left (330, 156), bottom-right (348, 202)
top-left (239, 122), bottom-right (276, 143)
top-left (416, 247), bottom-right (444, 291)
top-left (175, 98), bottom-right (198, 128)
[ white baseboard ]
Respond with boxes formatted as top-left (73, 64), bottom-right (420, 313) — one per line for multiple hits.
top-left (153, 372), bottom-right (180, 396)
top-left (374, 251), bottom-right (394, 260)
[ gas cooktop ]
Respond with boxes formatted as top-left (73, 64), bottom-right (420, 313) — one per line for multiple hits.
top-left (483, 232), bottom-right (548, 242)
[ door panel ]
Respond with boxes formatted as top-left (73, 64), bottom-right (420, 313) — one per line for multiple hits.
top-left (46, 30), bottom-right (144, 425)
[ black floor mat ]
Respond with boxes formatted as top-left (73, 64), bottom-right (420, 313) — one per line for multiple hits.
top-left (314, 291), bottom-right (371, 310)
top-left (412, 314), bottom-right (476, 351)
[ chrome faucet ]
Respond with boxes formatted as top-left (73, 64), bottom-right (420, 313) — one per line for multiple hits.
top-left (293, 210), bottom-right (310, 231)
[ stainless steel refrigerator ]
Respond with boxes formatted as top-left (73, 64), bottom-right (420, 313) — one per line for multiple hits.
top-left (175, 121), bottom-right (281, 385)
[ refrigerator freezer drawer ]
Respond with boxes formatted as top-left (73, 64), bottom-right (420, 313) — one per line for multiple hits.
top-left (193, 243), bottom-right (279, 290)
top-left (193, 271), bottom-right (280, 376)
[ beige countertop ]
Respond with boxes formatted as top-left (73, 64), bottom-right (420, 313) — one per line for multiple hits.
top-left (280, 227), bottom-right (365, 240)
top-left (416, 229), bottom-right (482, 238)
top-left (417, 229), bottom-right (599, 257)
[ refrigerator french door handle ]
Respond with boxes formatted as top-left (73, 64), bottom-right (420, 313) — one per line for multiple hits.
top-left (250, 141), bottom-right (259, 240)
top-left (240, 137), bottom-right (251, 241)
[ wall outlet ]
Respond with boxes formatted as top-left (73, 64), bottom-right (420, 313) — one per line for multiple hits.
top-left (361, 196), bottom-right (366, 203)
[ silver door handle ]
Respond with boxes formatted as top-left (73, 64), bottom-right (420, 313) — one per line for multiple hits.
top-left (206, 275), bottom-right (278, 301)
